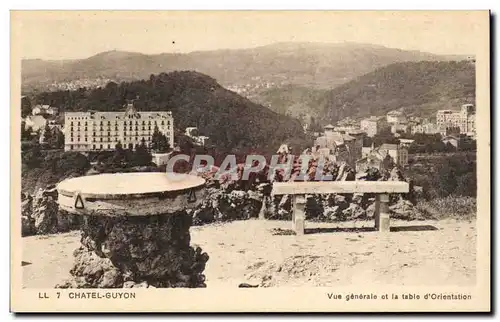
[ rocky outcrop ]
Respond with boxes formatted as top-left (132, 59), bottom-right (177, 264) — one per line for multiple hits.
top-left (21, 195), bottom-right (35, 237)
top-left (32, 188), bottom-right (59, 234)
top-left (187, 162), bottom-right (424, 225)
top-left (23, 162), bottom-right (424, 238)
top-left (21, 187), bottom-right (80, 237)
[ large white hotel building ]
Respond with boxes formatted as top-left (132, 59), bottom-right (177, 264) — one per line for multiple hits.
top-left (436, 103), bottom-right (476, 136)
top-left (63, 102), bottom-right (174, 152)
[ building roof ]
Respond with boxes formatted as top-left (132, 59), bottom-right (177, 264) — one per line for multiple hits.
top-left (399, 139), bottom-right (415, 144)
top-left (324, 124), bottom-right (335, 129)
top-left (342, 134), bottom-right (355, 141)
top-left (362, 116), bottom-right (380, 122)
top-left (348, 129), bottom-right (365, 136)
top-left (379, 143), bottom-right (399, 151)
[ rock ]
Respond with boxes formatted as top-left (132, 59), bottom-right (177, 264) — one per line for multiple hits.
top-left (32, 188), bottom-right (59, 235)
top-left (333, 195), bottom-right (349, 211)
top-left (323, 206), bottom-right (343, 221)
top-left (305, 195), bottom-right (323, 219)
top-left (389, 167), bottom-right (405, 181)
top-left (334, 195), bottom-right (346, 205)
top-left (247, 190), bottom-right (262, 201)
top-left (278, 194), bottom-right (291, 209)
top-left (123, 281), bottom-right (135, 288)
top-left (62, 246), bottom-right (123, 288)
top-left (352, 193), bottom-right (363, 205)
top-left (56, 210), bottom-right (80, 233)
top-left (21, 196), bottom-right (35, 236)
top-left (365, 202), bottom-right (376, 218)
top-left (59, 213), bottom-right (209, 289)
top-left (341, 203), bottom-right (366, 220)
top-left (21, 215), bottom-right (35, 237)
top-left (389, 199), bottom-right (424, 220)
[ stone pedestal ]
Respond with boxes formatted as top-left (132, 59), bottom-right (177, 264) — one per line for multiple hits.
top-left (57, 212), bottom-right (208, 288)
top-left (55, 173), bottom-right (208, 289)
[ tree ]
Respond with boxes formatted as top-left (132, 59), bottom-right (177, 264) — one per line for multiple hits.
top-left (21, 96), bottom-right (32, 118)
top-left (47, 127), bottom-right (64, 149)
top-left (42, 123), bottom-right (52, 147)
top-left (151, 126), bottom-right (170, 153)
top-left (133, 138), bottom-right (152, 166)
top-left (112, 141), bottom-right (127, 166)
top-left (308, 117), bottom-right (323, 133)
top-left (22, 141), bottom-right (42, 169)
top-left (455, 171), bottom-right (477, 197)
top-left (20, 121), bottom-right (32, 141)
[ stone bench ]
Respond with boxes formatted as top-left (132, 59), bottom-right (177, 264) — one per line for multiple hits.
top-left (271, 181), bottom-right (410, 235)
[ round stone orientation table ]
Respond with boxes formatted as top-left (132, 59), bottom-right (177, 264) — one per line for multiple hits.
top-left (55, 172), bottom-right (210, 289)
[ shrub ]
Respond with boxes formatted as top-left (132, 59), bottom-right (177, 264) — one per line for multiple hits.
top-left (415, 196), bottom-right (476, 220)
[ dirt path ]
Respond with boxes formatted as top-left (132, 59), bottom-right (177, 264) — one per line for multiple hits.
top-left (22, 219), bottom-right (476, 288)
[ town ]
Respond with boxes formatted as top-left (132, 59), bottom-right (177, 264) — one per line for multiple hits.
top-left (21, 97), bottom-right (476, 178)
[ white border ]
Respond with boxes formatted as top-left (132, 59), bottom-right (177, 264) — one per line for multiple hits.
top-left (3, 1), bottom-right (498, 321)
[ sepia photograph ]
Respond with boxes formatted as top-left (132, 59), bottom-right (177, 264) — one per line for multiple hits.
top-left (10, 10), bottom-right (490, 312)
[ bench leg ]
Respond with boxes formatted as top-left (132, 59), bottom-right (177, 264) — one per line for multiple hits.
top-left (258, 196), bottom-right (267, 220)
top-left (374, 194), bottom-right (380, 230)
top-left (292, 194), bottom-right (306, 235)
top-left (375, 194), bottom-right (390, 232)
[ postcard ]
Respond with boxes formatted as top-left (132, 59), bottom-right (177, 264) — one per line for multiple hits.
top-left (10, 10), bottom-right (490, 313)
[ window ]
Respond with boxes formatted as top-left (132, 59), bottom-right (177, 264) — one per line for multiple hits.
top-left (100, 144), bottom-right (103, 149)
top-left (93, 144), bottom-right (96, 149)
top-left (70, 146), bottom-right (74, 150)
top-left (100, 138), bottom-right (103, 142)
top-left (108, 144), bottom-right (111, 149)
top-left (85, 127), bottom-right (87, 131)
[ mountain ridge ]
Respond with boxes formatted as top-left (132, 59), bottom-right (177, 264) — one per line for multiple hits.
top-left (21, 42), bottom-right (470, 92)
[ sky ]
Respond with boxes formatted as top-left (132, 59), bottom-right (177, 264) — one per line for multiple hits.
top-left (13, 11), bottom-right (486, 60)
